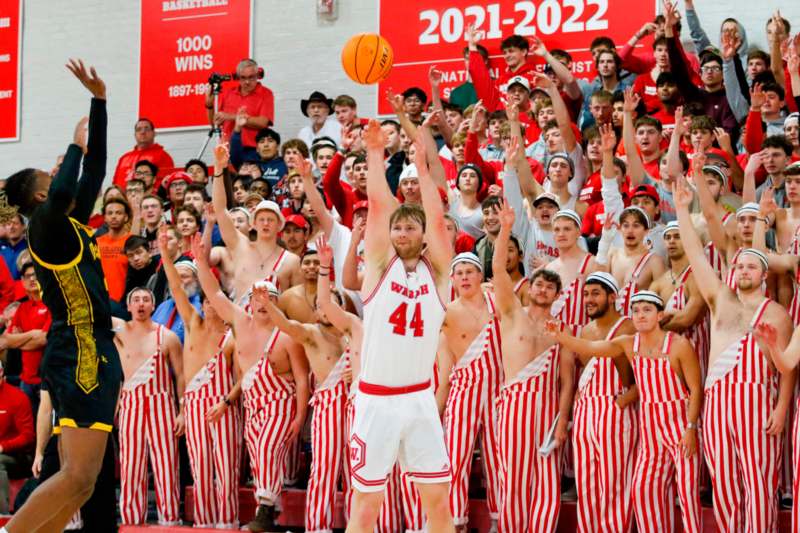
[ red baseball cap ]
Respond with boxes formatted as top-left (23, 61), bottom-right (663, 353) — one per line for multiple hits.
top-left (631, 184), bottom-right (660, 204)
top-left (353, 200), bottom-right (369, 212)
top-left (284, 214), bottom-right (309, 230)
top-left (163, 171), bottom-right (193, 189)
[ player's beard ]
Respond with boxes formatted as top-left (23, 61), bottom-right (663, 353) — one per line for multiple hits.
top-left (736, 278), bottom-right (760, 293)
top-left (394, 241), bottom-right (423, 260)
top-left (587, 298), bottom-right (610, 319)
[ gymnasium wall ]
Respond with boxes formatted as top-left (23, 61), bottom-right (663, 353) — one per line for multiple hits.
top-left (1, 0), bottom-right (798, 178)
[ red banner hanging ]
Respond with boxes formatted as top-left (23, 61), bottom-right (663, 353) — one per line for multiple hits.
top-left (0, 0), bottom-right (22, 142)
top-left (139, 0), bottom-right (253, 131)
top-left (377, 0), bottom-right (658, 115)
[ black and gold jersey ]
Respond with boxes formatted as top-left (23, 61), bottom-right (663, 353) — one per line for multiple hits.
top-left (29, 217), bottom-right (112, 330)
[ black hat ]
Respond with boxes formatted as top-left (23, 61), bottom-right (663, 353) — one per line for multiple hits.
top-left (301, 91), bottom-right (333, 117)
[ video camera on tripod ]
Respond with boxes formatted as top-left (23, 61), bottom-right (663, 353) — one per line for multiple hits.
top-left (207, 67), bottom-right (265, 89)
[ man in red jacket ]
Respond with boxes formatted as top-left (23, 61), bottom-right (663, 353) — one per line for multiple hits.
top-left (0, 361), bottom-right (35, 514)
top-left (112, 118), bottom-right (175, 188)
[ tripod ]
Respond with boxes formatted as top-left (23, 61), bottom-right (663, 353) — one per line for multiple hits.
top-left (197, 80), bottom-right (224, 159)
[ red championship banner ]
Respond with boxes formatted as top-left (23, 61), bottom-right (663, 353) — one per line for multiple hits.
top-left (377, 0), bottom-right (657, 115)
top-left (0, 0), bottom-right (22, 142)
top-left (139, 0), bottom-right (253, 131)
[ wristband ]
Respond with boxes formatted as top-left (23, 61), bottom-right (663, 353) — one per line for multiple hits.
top-left (686, 422), bottom-right (698, 430)
top-left (224, 398), bottom-right (231, 407)
top-left (213, 172), bottom-right (224, 178)
top-left (205, 104), bottom-right (214, 110)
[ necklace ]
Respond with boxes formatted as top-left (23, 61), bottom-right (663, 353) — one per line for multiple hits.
top-left (255, 244), bottom-right (280, 272)
top-left (669, 265), bottom-right (689, 286)
top-left (303, 284), bottom-right (317, 311)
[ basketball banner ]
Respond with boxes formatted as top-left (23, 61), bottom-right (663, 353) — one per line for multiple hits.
top-left (139, 0), bottom-right (253, 131)
top-left (0, 0), bottom-right (22, 143)
top-left (377, 0), bottom-right (657, 115)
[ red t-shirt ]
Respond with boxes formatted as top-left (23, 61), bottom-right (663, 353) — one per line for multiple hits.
top-left (112, 143), bottom-right (175, 189)
top-left (97, 232), bottom-right (131, 302)
top-left (632, 72), bottom-right (662, 115)
top-left (219, 84), bottom-right (275, 148)
top-left (10, 298), bottom-right (51, 385)
top-left (0, 382), bottom-right (34, 453)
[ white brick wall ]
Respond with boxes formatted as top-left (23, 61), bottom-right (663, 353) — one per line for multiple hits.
top-left (1, 0), bottom-right (799, 178)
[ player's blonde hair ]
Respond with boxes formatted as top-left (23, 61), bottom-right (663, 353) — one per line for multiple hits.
top-left (389, 204), bottom-right (426, 232)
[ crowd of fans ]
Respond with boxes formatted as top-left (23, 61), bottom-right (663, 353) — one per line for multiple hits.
top-left (2, 0), bottom-right (800, 531)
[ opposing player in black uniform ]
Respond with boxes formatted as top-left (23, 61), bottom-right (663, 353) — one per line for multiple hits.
top-left (0, 60), bottom-right (122, 533)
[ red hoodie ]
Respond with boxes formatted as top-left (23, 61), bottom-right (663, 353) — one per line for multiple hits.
top-left (112, 143), bottom-right (175, 189)
top-left (322, 152), bottom-right (367, 228)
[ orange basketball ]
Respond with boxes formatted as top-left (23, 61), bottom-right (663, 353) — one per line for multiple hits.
top-left (341, 33), bottom-right (394, 85)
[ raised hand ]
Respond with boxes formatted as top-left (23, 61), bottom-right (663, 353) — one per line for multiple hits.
top-left (505, 102), bottom-right (520, 123)
top-left (672, 175), bottom-right (694, 210)
top-left (73, 116), bottom-right (89, 154)
top-left (385, 89), bottom-right (405, 114)
top-left (745, 150), bottom-right (766, 175)
top-left (720, 32), bottom-right (737, 61)
top-left (190, 233), bottom-right (207, 264)
top-left (316, 235), bottom-right (334, 268)
top-left (214, 142), bottom-right (230, 169)
top-left (469, 100), bottom-right (486, 132)
top-left (637, 22), bottom-right (658, 40)
top-left (66, 58), bottom-right (106, 99)
top-left (691, 149), bottom-right (707, 175)
top-left (750, 82), bottom-right (766, 110)
top-left (495, 199), bottom-right (515, 230)
top-left (234, 106), bottom-right (248, 132)
top-left (673, 106), bottom-right (686, 136)
top-left (602, 210), bottom-right (618, 233)
top-left (466, 24), bottom-right (482, 51)
top-left (505, 134), bottom-right (522, 165)
top-left (532, 72), bottom-right (555, 90)
top-left (787, 35), bottom-right (800, 72)
top-left (298, 158), bottom-right (314, 179)
top-left (363, 119), bottom-right (387, 152)
top-left (663, 0), bottom-right (680, 29)
top-left (599, 123), bottom-right (617, 153)
top-left (622, 87), bottom-right (640, 113)
top-left (157, 224), bottom-right (170, 256)
top-left (759, 186), bottom-right (778, 220)
top-left (529, 35), bottom-right (548, 57)
top-left (428, 65), bottom-right (443, 87)
top-left (204, 202), bottom-right (216, 224)
top-left (714, 127), bottom-right (732, 153)
top-left (423, 109), bottom-right (443, 129)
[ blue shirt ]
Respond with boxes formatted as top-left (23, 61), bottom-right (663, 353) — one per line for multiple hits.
top-left (152, 293), bottom-right (202, 344)
top-left (0, 238), bottom-right (28, 279)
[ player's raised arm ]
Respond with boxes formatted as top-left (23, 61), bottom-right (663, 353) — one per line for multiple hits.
top-left (415, 130), bottom-right (453, 279)
top-left (674, 176), bottom-right (725, 310)
top-left (362, 119), bottom-right (398, 276)
top-left (492, 200), bottom-right (521, 317)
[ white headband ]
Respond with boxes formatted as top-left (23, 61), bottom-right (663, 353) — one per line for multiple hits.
top-left (736, 202), bottom-right (759, 219)
top-left (553, 209), bottom-right (581, 228)
top-left (585, 271), bottom-right (620, 294)
top-left (738, 248), bottom-right (769, 270)
top-left (621, 205), bottom-right (651, 230)
top-left (663, 221), bottom-right (680, 235)
top-left (450, 252), bottom-right (483, 275)
top-left (630, 290), bottom-right (664, 308)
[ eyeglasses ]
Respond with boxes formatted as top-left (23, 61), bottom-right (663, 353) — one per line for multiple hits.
top-left (134, 170), bottom-right (154, 177)
top-left (701, 65), bottom-right (722, 73)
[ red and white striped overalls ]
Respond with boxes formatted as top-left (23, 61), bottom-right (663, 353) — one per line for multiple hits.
top-left (631, 332), bottom-right (701, 533)
top-left (118, 326), bottom-right (181, 525)
top-left (242, 329), bottom-right (297, 507)
top-left (552, 254), bottom-right (592, 326)
top-left (617, 252), bottom-right (654, 316)
top-left (444, 293), bottom-right (503, 526)
top-left (573, 317), bottom-right (637, 533)
top-left (498, 343), bottom-right (562, 533)
top-left (183, 329), bottom-right (242, 528)
top-left (306, 352), bottom-right (349, 533)
top-left (703, 299), bottom-right (781, 533)
top-left (666, 266), bottom-right (711, 379)
top-left (513, 276), bottom-right (528, 302)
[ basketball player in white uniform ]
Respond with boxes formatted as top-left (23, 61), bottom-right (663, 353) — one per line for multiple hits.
top-left (346, 121), bottom-right (455, 532)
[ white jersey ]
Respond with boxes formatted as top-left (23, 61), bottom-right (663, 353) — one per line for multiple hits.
top-left (360, 255), bottom-right (446, 387)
